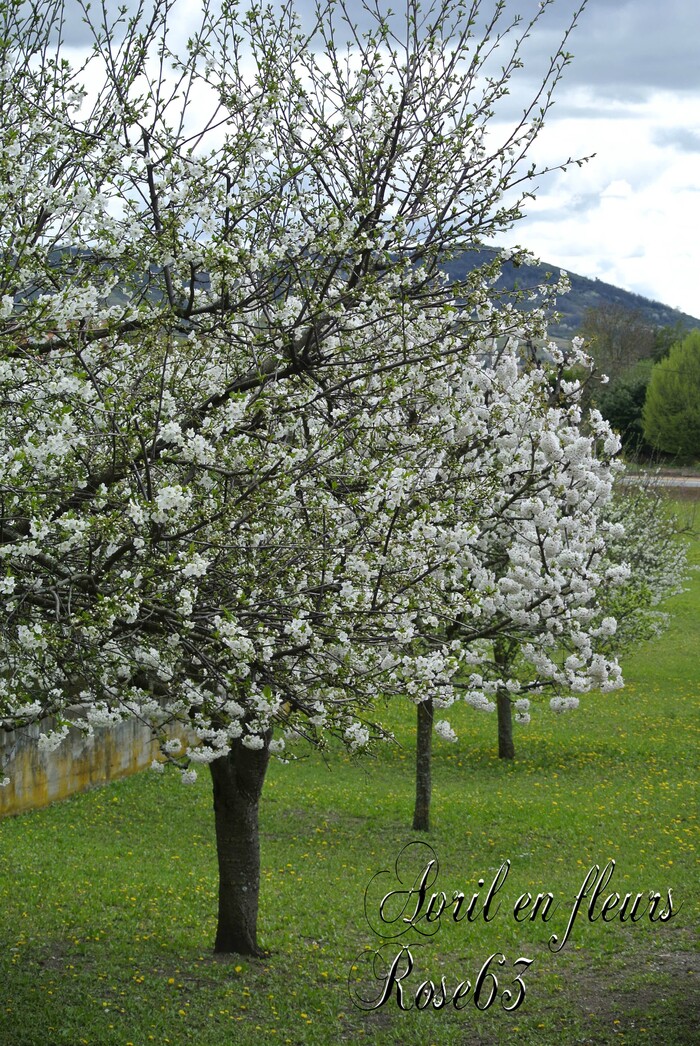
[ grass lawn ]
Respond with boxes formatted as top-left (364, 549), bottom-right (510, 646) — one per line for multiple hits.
top-left (1, 511), bottom-right (698, 1045)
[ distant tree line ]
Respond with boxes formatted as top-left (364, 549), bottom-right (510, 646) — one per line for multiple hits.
top-left (581, 305), bottom-right (700, 463)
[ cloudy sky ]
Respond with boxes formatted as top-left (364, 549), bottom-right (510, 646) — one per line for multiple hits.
top-left (54, 0), bottom-right (700, 318)
top-left (490, 0), bottom-right (700, 319)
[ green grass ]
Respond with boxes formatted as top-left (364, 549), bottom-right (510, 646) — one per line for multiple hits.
top-left (1, 527), bottom-right (698, 1045)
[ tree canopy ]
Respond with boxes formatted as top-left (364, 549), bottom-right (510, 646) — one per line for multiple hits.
top-left (0, 0), bottom-right (630, 954)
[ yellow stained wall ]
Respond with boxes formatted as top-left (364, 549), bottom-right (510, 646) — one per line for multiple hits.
top-left (0, 716), bottom-right (191, 818)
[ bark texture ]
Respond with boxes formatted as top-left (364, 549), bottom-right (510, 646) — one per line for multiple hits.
top-left (413, 697), bottom-right (433, 831)
top-left (209, 732), bottom-right (272, 955)
top-left (496, 687), bottom-right (515, 760)
top-left (494, 638), bottom-right (515, 760)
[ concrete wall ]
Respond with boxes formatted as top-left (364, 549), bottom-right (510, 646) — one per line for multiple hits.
top-left (0, 714), bottom-right (184, 818)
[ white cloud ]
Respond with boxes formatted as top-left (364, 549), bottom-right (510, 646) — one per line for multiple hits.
top-left (495, 82), bottom-right (700, 318)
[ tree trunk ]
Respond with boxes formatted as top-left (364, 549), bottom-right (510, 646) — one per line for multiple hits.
top-left (413, 697), bottom-right (433, 832)
top-left (209, 732), bottom-right (272, 955)
top-left (496, 688), bottom-right (515, 760)
top-left (493, 638), bottom-right (516, 760)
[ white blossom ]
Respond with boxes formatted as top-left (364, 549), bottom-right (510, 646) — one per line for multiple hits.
top-left (37, 726), bottom-right (70, 753)
top-left (434, 719), bottom-right (458, 742)
top-left (242, 734), bottom-right (265, 751)
top-left (550, 696), bottom-right (580, 713)
top-left (344, 722), bottom-right (370, 751)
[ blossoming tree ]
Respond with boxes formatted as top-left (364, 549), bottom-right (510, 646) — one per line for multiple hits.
top-left (409, 366), bottom-right (693, 830)
top-left (0, 0), bottom-right (602, 954)
top-left (408, 342), bottom-right (629, 828)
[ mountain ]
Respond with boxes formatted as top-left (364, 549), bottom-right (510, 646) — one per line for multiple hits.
top-left (440, 248), bottom-right (700, 343)
top-left (28, 246), bottom-right (700, 344)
